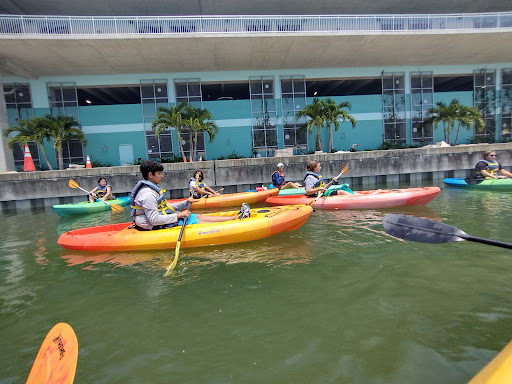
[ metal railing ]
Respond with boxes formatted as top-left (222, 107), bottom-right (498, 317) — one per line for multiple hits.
top-left (1, 13), bottom-right (512, 36)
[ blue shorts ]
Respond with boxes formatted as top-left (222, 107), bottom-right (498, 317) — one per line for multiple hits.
top-left (177, 213), bottom-right (198, 226)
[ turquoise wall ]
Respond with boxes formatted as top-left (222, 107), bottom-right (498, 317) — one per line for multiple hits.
top-left (84, 131), bottom-right (147, 165)
top-left (79, 104), bottom-right (143, 125)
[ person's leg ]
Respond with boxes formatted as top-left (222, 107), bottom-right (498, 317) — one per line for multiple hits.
top-left (196, 203), bottom-right (251, 223)
top-left (335, 189), bottom-right (352, 196)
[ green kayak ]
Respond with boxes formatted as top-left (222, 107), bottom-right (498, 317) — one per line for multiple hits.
top-left (443, 178), bottom-right (512, 191)
top-left (277, 184), bottom-right (354, 196)
top-left (52, 196), bottom-right (130, 217)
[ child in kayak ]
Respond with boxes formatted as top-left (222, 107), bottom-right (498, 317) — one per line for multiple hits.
top-left (304, 160), bottom-right (352, 197)
top-left (130, 161), bottom-right (250, 230)
top-left (88, 177), bottom-right (113, 202)
top-left (189, 170), bottom-right (221, 198)
top-left (271, 163), bottom-right (302, 190)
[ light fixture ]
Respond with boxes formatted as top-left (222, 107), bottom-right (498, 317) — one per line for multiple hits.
top-left (157, 87), bottom-right (161, 92)
top-left (181, 140), bottom-right (186, 145)
top-left (85, 100), bottom-right (92, 104)
top-left (285, 134), bottom-right (290, 140)
top-left (313, 91), bottom-right (318, 96)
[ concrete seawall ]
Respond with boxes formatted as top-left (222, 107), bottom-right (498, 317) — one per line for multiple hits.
top-left (1, 143), bottom-right (511, 212)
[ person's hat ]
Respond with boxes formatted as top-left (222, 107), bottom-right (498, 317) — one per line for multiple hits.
top-left (277, 162), bottom-right (284, 168)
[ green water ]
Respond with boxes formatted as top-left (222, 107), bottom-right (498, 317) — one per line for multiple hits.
top-left (1, 186), bottom-right (512, 384)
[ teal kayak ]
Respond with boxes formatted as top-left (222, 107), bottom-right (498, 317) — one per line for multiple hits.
top-left (277, 184), bottom-right (354, 196)
top-left (443, 178), bottom-right (512, 191)
top-left (52, 196), bottom-right (130, 217)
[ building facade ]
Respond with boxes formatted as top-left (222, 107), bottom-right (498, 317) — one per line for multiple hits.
top-left (1, 2), bottom-right (512, 170)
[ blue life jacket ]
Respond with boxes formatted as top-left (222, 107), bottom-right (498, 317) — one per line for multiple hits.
top-left (303, 171), bottom-right (325, 188)
top-left (130, 180), bottom-right (176, 217)
top-left (95, 184), bottom-right (110, 198)
top-left (476, 159), bottom-right (499, 178)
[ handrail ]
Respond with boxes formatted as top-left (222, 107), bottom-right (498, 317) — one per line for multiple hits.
top-left (0, 13), bottom-right (511, 36)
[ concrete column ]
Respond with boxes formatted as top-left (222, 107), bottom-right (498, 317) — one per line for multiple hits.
top-left (0, 74), bottom-right (15, 172)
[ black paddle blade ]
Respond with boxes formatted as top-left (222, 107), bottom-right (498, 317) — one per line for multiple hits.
top-left (382, 214), bottom-right (469, 244)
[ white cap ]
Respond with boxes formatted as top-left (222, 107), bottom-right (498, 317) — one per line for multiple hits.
top-left (277, 163), bottom-right (284, 168)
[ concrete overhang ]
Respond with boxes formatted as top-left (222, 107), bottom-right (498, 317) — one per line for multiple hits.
top-left (1, 30), bottom-right (512, 79)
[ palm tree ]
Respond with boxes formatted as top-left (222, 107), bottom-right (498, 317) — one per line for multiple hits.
top-left (451, 101), bottom-right (484, 145)
top-left (182, 105), bottom-right (218, 160)
top-left (425, 101), bottom-right (456, 144)
top-left (297, 97), bottom-right (327, 152)
top-left (3, 116), bottom-right (54, 170)
top-left (152, 103), bottom-right (188, 160)
top-left (324, 98), bottom-right (357, 153)
top-left (40, 114), bottom-right (86, 170)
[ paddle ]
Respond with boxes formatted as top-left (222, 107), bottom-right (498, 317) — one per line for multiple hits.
top-left (26, 322), bottom-right (78, 384)
top-left (309, 163), bottom-right (349, 205)
top-left (68, 179), bottom-right (124, 212)
top-left (200, 187), bottom-right (224, 198)
top-left (382, 214), bottom-right (512, 250)
top-left (163, 200), bottom-right (192, 276)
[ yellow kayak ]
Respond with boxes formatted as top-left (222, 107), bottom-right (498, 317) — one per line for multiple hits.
top-left (468, 340), bottom-right (512, 384)
top-left (58, 205), bottom-right (313, 251)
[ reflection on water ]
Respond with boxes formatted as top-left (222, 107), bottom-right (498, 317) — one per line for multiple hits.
top-left (60, 233), bottom-right (313, 271)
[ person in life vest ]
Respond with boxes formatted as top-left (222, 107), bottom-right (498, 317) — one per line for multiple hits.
top-left (130, 161), bottom-right (250, 230)
top-left (189, 170), bottom-right (221, 198)
top-left (88, 177), bottom-right (113, 202)
top-left (271, 163), bottom-right (302, 190)
top-left (475, 151), bottom-right (512, 179)
top-left (304, 160), bottom-right (353, 197)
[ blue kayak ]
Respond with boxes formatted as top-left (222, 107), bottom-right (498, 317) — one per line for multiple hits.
top-left (443, 178), bottom-right (512, 191)
top-left (52, 196), bottom-right (130, 217)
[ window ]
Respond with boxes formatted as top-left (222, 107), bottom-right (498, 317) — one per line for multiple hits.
top-left (281, 76), bottom-right (308, 151)
top-left (473, 69), bottom-right (497, 140)
top-left (382, 72), bottom-right (406, 145)
top-left (306, 78), bottom-right (382, 97)
top-left (250, 76), bottom-right (277, 155)
top-left (77, 85), bottom-right (141, 106)
top-left (47, 82), bottom-right (84, 164)
top-left (500, 69), bottom-right (512, 139)
top-left (140, 80), bottom-right (172, 159)
top-left (410, 72), bottom-right (434, 145)
top-left (174, 79), bottom-right (205, 157)
top-left (201, 82), bottom-right (250, 101)
top-left (3, 83), bottom-right (34, 125)
top-left (47, 82), bottom-right (80, 120)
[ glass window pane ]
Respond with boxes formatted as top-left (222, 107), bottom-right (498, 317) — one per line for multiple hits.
top-left (250, 80), bottom-right (262, 95)
top-left (175, 84), bottom-right (188, 97)
top-left (281, 80), bottom-right (292, 94)
top-left (141, 84), bottom-right (155, 98)
top-left (62, 87), bottom-right (77, 102)
top-left (155, 84), bottom-right (167, 97)
top-left (293, 79), bottom-right (305, 93)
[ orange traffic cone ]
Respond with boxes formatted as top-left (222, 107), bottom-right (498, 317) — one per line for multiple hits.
top-left (183, 156), bottom-right (187, 162)
top-left (199, 156), bottom-right (203, 161)
top-left (23, 144), bottom-right (36, 171)
top-left (189, 155), bottom-right (193, 162)
top-left (86, 155), bottom-right (92, 168)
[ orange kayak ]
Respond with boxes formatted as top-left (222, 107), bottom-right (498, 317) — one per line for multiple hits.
top-left (266, 187), bottom-right (441, 209)
top-left (58, 205), bottom-right (312, 251)
top-left (167, 188), bottom-right (279, 209)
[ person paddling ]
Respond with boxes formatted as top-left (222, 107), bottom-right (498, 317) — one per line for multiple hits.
top-left (88, 177), bottom-right (113, 203)
top-left (130, 161), bottom-right (250, 230)
top-left (475, 151), bottom-right (512, 179)
top-left (304, 160), bottom-right (352, 197)
top-left (271, 163), bottom-right (302, 190)
top-left (189, 170), bottom-right (221, 198)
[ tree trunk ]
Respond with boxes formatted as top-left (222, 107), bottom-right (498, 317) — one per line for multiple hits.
top-left (328, 124), bottom-right (333, 153)
top-left (38, 144), bottom-right (53, 170)
top-left (177, 132), bottom-right (186, 160)
top-left (453, 123), bottom-right (461, 146)
top-left (57, 146), bottom-right (63, 170)
top-left (316, 125), bottom-right (322, 152)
